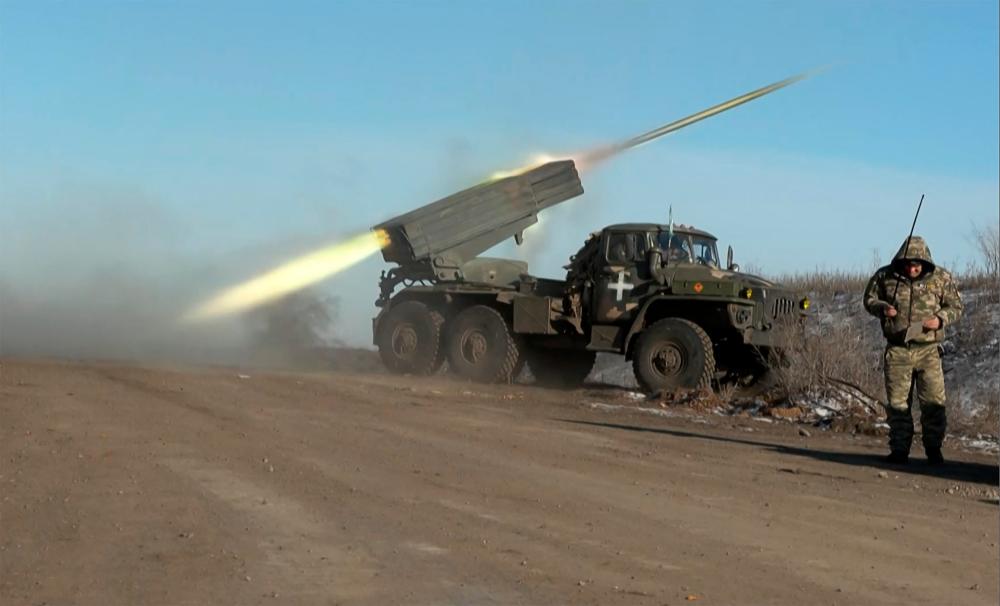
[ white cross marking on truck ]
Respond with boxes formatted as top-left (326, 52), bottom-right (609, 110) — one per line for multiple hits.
top-left (612, 271), bottom-right (634, 301)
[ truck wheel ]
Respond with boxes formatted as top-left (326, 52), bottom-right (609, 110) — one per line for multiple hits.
top-left (527, 349), bottom-right (595, 389)
top-left (376, 301), bottom-right (445, 375)
top-left (632, 318), bottom-right (715, 393)
top-left (446, 305), bottom-right (521, 383)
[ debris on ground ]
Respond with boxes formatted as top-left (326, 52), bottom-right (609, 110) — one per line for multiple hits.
top-left (584, 382), bottom-right (998, 452)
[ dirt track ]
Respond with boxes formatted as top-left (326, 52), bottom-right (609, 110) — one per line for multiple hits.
top-left (1, 358), bottom-right (997, 605)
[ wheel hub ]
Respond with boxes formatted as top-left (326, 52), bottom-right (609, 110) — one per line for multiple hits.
top-left (460, 329), bottom-right (488, 364)
top-left (651, 343), bottom-right (684, 377)
top-left (391, 324), bottom-right (418, 357)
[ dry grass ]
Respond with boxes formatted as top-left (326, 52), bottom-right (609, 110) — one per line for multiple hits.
top-left (958, 267), bottom-right (997, 293)
top-left (953, 294), bottom-right (998, 352)
top-left (770, 269), bottom-right (869, 297)
top-left (770, 317), bottom-right (885, 405)
top-left (959, 224), bottom-right (1000, 302)
top-left (775, 266), bottom-right (997, 300)
top-left (971, 223), bottom-right (999, 276)
top-left (950, 390), bottom-right (1000, 438)
top-left (714, 381), bottom-right (738, 406)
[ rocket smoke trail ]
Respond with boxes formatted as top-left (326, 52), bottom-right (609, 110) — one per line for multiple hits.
top-left (494, 70), bottom-right (814, 176)
top-left (580, 71), bottom-right (811, 165)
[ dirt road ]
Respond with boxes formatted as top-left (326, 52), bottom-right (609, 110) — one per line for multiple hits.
top-left (2, 359), bottom-right (997, 605)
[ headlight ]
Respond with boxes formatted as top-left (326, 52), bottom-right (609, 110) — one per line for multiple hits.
top-left (800, 297), bottom-right (811, 310)
top-left (740, 287), bottom-right (753, 299)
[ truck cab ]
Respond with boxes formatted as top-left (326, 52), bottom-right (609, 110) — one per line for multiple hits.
top-left (560, 223), bottom-right (808, 391)
top-left (591, 223), bottom-right (724, 325)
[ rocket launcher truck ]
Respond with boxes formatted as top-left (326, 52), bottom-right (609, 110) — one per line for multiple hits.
top-left (372, 160), bottom-right (809, 392)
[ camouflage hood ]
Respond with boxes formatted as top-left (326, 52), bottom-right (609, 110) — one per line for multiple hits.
top-left (891, 235), bottom-right (936, 276)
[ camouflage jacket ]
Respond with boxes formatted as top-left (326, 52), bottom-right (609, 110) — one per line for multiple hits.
top-left (863, 236), bottom-right (963, 345)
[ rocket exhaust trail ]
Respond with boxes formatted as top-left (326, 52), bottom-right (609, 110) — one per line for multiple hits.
top-left (577, 70), bottom-right (813, 168)
top-left (488, 70), bottom-right (815, 178)
top-left (181, 230), bottom-right (390, 323)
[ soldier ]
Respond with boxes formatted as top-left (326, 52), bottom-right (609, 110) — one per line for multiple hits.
top-left (864, 236), bottom-right (963, 465)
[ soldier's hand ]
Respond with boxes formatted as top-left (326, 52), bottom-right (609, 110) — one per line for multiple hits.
top-left (922, 316), bottom-right (941, 330)
top-left (885, 306), bottom-right (897, 318)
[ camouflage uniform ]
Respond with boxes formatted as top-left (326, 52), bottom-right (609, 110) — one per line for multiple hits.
top-left (863, 236), bottom-right (962, 456)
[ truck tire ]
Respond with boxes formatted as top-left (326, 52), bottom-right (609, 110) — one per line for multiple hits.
top-left (376, 300), bottom-right (445, 375)
top-left (446, 305), bottom-right (521, 383)
top-left (527, 349), bottom-right (595, 389)
top-left (632, 318), bottom-right (715, 393)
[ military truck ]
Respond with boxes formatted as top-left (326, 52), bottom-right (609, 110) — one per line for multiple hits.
top-left (372, 160), bottom-right (808, 393)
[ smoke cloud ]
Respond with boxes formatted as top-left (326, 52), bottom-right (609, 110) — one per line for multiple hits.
top-left (0, 181), bottom-right (350, 368)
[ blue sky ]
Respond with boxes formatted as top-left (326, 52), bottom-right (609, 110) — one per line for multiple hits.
top-left (2, 1), bottom-right (998, 347)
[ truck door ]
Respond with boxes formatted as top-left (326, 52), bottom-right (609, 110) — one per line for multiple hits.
top-left (594, 232), bottom-right (650, 324)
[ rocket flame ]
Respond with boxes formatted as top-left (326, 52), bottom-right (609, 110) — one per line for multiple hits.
top-left (182, 229), bottom-right (390, 323)
top-left (487, 153), bottom-right (570, 181)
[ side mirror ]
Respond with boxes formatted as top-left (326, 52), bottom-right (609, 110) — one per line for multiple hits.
top-left (727, 245), bottom-right (738, 272)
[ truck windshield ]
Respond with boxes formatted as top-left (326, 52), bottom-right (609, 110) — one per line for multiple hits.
top-left (656, 232), bottom-right (719, 266)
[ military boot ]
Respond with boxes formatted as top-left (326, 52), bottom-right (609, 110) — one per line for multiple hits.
top-left (925, 446), bottom-right (944, 465)
top-left (886, 450), bottom-right (909, 465)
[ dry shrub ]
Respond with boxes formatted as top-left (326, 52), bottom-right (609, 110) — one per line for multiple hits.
top-left (950, 389), bottom-right (1000, 438)
top-left (971, 223), bottom-right (999, 277)
top-left (715, 381), bottom-right (737, 406)
top-left (959, 224), bottom-right (1000, 302)
top-left (959, 267), bottom-right (999, 303)
top-left (771, 317), bottom-right (884, 404)
top-left (953, 296), bottom-right (998, 352)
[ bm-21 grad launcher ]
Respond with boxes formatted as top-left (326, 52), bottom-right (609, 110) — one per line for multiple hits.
top-left (372, 73), bottom-right (812, 392)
